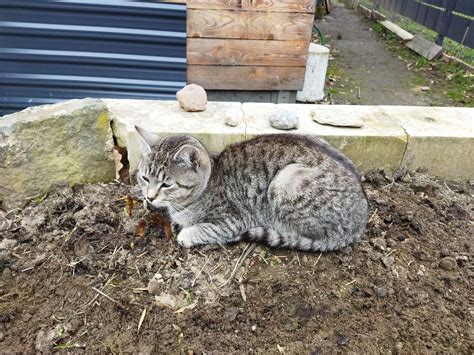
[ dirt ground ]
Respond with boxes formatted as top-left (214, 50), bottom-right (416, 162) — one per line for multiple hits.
top-left (316, 0), bottom-right (468, 106)
top-left (0, 170), bottom-right (472, 353)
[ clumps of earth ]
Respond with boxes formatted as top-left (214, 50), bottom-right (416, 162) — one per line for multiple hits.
top-left (0, 171), bottom-right (472, 352)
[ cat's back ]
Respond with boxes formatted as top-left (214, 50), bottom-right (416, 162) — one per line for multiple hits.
top-left (216, 134), bottom-right (360, 179)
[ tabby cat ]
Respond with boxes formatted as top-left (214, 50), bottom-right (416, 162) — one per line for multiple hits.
top-left (136, 132), bottom-right (368, 251)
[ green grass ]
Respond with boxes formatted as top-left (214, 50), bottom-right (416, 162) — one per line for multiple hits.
top-left (356, 0), bottom-right (474, 65)
top-left (371, 22), bottom-right (474, 106)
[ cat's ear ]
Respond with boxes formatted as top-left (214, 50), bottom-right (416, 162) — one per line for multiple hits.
top-left (134, 125), bottom-right (161, 155)
top-left (174, 145), bottom-right (200, 171)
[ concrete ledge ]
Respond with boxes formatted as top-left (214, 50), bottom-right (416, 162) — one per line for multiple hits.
top-left (106, 100), bottom-right (473, 179)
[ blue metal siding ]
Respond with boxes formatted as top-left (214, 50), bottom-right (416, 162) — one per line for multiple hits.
top-left (0, 0), bottom-right (186, 115)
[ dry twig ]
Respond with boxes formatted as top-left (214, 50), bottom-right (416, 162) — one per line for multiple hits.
top-left (220, 242), bottom-right (256, 287)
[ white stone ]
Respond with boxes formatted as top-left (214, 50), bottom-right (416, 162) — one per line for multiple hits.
top-left (268, 110), bottom-right (299, 130)
top-left (311, 107), bottom-right (364, 127)
top-left (176, 84), bottom-right (207, 112)
top-left (224, 108), bottom-right (243, 127)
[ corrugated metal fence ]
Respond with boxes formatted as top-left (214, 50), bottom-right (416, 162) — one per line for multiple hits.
top-left (374, 0), bottom-right (474, 48)
top-left (0, 0), bottom-right (186, 115)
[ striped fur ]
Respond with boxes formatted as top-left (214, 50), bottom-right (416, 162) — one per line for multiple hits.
top-left (137, 134), bottom-right (369, 252)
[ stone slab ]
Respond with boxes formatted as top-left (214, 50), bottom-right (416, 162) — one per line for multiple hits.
top-left (107, 100), bottom-right (473, 179)
top-left (378, 20), bottom-right (414, 42)
top-left (0, 98), bottom-right (115, 209)
top-left (405, 35), bottom-right (443, 60)
top-left (380, 106), bottom-right (474, 179)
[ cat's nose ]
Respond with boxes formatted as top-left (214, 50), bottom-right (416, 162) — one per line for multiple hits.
top-left (147, 189), bottom-right (158, 200)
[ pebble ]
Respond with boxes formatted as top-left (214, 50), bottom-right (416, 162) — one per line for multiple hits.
top-left (382, 255), bottom-right (395, 269)
top-left (251, 325), bottom-right (257, 331)
top-left (439, 256), bottom-right (457, 271)
top-left (373, 286), bottom-right (388, 298)
top-left (455, 255), bottom-right (468, 268)
top-left (440, 248), bottom-right (451, 257)
top-left (176, 84), bottom-right (207, 112)
top-left (0, 331), bottom-right (5, 342)
top-left (224, 109), bottom-right (242, 127)
top-left (2, 268), bottom-right (12, 279)
top-left (147, 279), bottom-right (161, 296)
top-left (336, 334), bottom-right (349, 346)
top-left (420, 86), bottom-right (430, 91)
top-left (0, 239), bottom-right (18, 251)
top-left (268, 110), bottom-right (299, 130)
top-left (371, 237), bottom-right (386, 251)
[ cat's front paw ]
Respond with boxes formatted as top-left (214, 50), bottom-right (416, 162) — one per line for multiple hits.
top-left (177, 226), bottom-right (202, 249)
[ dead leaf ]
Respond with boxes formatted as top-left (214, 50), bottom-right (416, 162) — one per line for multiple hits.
top-left (136, 219), bottom-right (146, 237)
top-left (124, 195), bottom-right (135, 217)
top-left (150, 213), bottom-right (173, 239)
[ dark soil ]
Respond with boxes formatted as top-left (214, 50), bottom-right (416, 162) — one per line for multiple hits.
top-left (0, 172), bottom-right (472, 353)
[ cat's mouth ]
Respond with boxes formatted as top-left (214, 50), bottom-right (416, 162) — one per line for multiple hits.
top-left (145, 198), bottom-right (168, 211)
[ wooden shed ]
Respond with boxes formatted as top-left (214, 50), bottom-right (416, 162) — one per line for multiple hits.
top-left (166, 0), bottom-right (316, 91)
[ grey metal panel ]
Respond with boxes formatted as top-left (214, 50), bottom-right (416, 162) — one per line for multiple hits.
top-left (455, 0), bottom-right (474, 17)
top-left (0, 0), bottom-right (186, 115)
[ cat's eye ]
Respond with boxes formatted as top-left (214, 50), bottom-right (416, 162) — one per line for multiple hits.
top-left (161, 182), bottom-right (171, 188)
top-left (142, 175), bottom-right (149, 183)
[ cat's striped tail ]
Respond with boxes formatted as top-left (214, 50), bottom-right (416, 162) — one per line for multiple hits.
top-left (240, 227), bottom-right (349, 252)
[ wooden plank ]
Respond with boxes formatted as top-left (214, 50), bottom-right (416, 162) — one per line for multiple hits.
top-left (187, 0), bottom-right (316, 13)
top-left (187, 38), bottom-right (309, 66)
top-left (187, 9), bottom-right (314, 41)
top-left (378, 20), bottom-right (414, 42)
top-left (187, 65), bottom-right (306, 90)
top-left (405, 35), bottom-right (443, 60)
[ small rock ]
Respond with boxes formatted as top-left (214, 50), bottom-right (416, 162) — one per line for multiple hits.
top-left (336, 334), bottom-right (349, 346)
top-left (401, 173), bottom-right (412, 183)
top-left (155, 293), bottom-right (179, 309)
top-left (382, 255), bottom-right (395, 269)
top-left (373, 286), bottom-right (387, 298)
top-left (224, 109), bottom-right (242, 127)
top-left (0, 212), bottom-right (11, 232)
top-left (455, 255), bottom-right (468, 268)
top-left (0, 239), bottom-right (18, 251)
top-left (251, 325), bottom-right (257, 331)
top-left (269, 110), bottom-right (299, 130)
top-left (2, 268), bottom-right (12, 279)
top-left (371, 237), bottom-right (386, 251)
top-left (420, 86), bottom-right (430, 91)
top-left (439, 256), bottom-right (457, 271)
top-left (440, 248), bottom-right (451, 257)
top-left (176, 84), bottom-right (207, 112)
top-left (0, 331), bottom-right (5, 342)
top-left (147, 279), bottom-right (161, 296)
top-left (311, 109), bottom-right (363, 128)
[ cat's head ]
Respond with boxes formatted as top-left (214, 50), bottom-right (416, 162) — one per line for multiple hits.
top-left (136, 128), bottom-right (212, 209)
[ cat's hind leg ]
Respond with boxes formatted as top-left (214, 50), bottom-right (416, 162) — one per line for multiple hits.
top-left (267, 163), bottom-right (362, 251)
